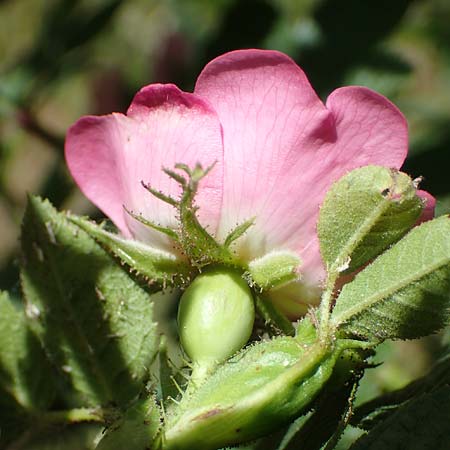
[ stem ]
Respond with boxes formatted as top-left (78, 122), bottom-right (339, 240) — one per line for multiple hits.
top-left (187, 361), bottom-right (217, 393)
top-left (39, 406), bottom-right (116, 425)
top-left (16, 108), bottom-right (64, 151)
top-left (322, 379), bottom-right (359, 450)
top-left (318, 269), bottom-right (339, 341)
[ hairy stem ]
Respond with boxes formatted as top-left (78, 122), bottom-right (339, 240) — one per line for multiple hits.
top-left (318, 270), bottom-right (340, 340)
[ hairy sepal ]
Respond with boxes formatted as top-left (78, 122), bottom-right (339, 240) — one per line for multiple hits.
top-left (69, 215), bottom-right (192, 288)
top-left (163, 330), bottom-right (361, 450)
top-left (247, 250), bottom-right (301, 291)
top-left (318, 166), bottom-right (424, 276)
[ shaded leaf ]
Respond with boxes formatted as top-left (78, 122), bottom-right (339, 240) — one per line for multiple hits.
top-left (0, 291), bottom-right (55, 446)
top-left (20, 423), bottom-right (101, 450)
top-left (351, 348), bottom-right (450, 430)
top-left (0, 291), bottom-right (54, 411)
top-left (95, 396), bottom-right (161, 450)
top-left (318, 166), bottom-right (423, 275)
top-left (157, 337), bottom-right (183, 405)
top-left (20, 196), bottom-right (159, 407)
top-left (331, 216), bottom-right (450, 341)
top-left (350, 386), bottom-right (450, 450)
top-left (255, 294), bottom-right (295, 337)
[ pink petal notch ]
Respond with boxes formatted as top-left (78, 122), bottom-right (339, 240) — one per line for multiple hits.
top-left (65, 84), bottom-right (224, 253)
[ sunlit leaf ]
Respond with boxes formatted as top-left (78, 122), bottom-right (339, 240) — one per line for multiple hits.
top-left (331, 216), bottom-right (450, 341)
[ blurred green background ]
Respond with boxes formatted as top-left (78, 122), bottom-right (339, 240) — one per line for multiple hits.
top-left (0, 0), bottom-right (449, 440)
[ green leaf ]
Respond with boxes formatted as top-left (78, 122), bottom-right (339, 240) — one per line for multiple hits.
top-left (68, 215), bottom-right (192, 288)
top-left (276, 384), bottom-right (355, 450)
top-left (349, 386), bottom-right (450, 450)
top-left (274, 345), bottom-right (366, 450)
top-left (318, 166), bottom-right (424, 275)
top-left (331, 216), bottom-right (450, 341)
top-left (0, 291), bottom-right (55, 446)
top-left (0, 291), bottom-right (54, 411)
top-left (96, 396), bottom-right (161, 450)
top-left (20, 196), bottom-right (159, 407)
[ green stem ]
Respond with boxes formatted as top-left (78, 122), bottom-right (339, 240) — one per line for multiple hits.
top-left (318, 270), bottom-right (339, 340)
top-left (38, 407), bottom-right (116, 425)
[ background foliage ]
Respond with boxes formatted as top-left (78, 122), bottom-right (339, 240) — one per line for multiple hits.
top-left (0, 0), bottom-right (449, 448)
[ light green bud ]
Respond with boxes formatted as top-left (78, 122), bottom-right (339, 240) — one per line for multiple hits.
top-left (177, 267), bottom-right (255, 372)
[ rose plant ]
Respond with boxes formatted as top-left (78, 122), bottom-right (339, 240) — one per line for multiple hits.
top-left (1, 50), bottom-right (449, 450)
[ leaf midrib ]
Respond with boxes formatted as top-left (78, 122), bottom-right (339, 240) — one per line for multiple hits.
top-left (331, 255), bottom-right (449, 328)
top-left (329, 195), bottom-right (390, 273)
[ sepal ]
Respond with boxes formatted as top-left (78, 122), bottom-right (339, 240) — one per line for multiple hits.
top-left (163, 330), bottom-right (365, 449)
top-left (246, 250), bottom-right (301, 291)
top-left (318, 166), bottom-right (424, 276)
top-left (69, 214), bottom-right (192, 289)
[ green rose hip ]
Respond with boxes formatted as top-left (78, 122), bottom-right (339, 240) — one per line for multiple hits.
top-left (177, 267), bottom-right (255, 382)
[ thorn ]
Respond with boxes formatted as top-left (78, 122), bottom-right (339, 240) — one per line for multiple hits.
top-left (45, 221), bottom-right (57, 244)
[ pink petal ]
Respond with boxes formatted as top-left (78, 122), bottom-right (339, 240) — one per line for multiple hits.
top-left (416, 190), bottom-right (436, 223)
top-left (65, 84), bottom-right (224, 252)
top-left (195, 50), bottom-right (408, 287)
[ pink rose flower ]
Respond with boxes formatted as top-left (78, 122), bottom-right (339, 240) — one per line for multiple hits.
top-left (65, 49), bottom-right (434, 317)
